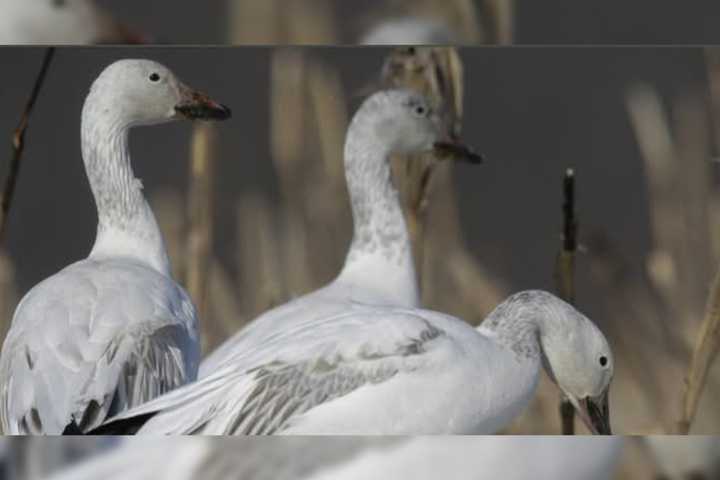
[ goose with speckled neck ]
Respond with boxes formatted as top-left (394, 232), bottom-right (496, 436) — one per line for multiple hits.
top-left (0, 59), bottom-right (230, 434)
top-left (199, 89), bottom-right (481, 376)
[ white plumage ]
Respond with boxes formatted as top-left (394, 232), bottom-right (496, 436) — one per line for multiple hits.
top-left (0, 59), bottom-right (230, 434)
top-left (44, 437), bottom-right (624, 480)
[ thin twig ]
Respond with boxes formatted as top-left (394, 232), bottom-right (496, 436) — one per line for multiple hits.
top-left (0, 48), bottom-right (56, 243)
top-left (555, 168), bottom-right (577, 434)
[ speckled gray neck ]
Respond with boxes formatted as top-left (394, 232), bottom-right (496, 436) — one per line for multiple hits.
top-left (481, 290), bottom-right (579, 361)
top-left (341, 108), bottom-right (412, 268)
top-left (81, 90), bottom-right (169, 274)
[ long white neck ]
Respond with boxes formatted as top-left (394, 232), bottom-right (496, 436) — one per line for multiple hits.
top-left (335, 113), bottom-right (419, 307)
top-left (81, 93), bottom-right (170, 275)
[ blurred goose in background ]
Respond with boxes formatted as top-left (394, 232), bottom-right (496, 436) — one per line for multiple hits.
top-left (199, 88), bottom-right (481, 376)
top-left (0, 59), bottom-right (231, 434)
top-left (0, 0), bottom-right (146, 44)
top-left (45, 437), bottom-right (623, 480)
top-left (360, 17), bottom-right (458, 45)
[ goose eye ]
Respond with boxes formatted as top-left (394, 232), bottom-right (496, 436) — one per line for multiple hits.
top-left (149, 73), bottom-right (161, 82)
top-left (414, 105), bottom-right (427, 116)
top-left (599, 356), bottom-right (608, 367)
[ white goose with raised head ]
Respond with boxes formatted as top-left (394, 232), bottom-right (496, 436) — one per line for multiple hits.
top-left (0, 59), bottom-right (231, 434)
top-left (199, 89), bottom-right (481, 376)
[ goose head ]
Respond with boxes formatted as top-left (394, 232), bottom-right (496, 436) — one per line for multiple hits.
top-left (358, 89), bottom-right (482, 163)
top-left (541, 306), bottom-right (614, 435)
top-left (86, 59), bottom-right (231, 127)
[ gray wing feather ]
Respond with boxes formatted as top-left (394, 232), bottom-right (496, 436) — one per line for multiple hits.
top-left (223, 319), bottom-right (443, 435)
top-left (71, 324), bottom-right (195, 432)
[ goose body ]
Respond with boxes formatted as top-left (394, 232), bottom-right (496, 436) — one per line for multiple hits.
top-left (47, 437), bottom-right (624, 480)
top-left (0, 59), bottom-right (230, 434)
top-left (200, 88), bottom-right (478, 376)
top-left (97, 291), bottom-right (612, 435)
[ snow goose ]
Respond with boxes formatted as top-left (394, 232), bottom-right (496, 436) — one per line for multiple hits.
top-left (361, 17), bottom-right (458, 45)
top-left (93, 290), bottom-right (613, 435)
top-left (46, 437), bottom-right (623, 480)
top-left (0, 59), bottom-right (230, 434)
top-left (199, 88), bottom-right (481, 376)
top-left (0, 0), bottom-right (145, 45)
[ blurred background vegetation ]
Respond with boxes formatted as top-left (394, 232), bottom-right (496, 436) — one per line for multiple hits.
top-left (85, 0), bottom-right (720, 45)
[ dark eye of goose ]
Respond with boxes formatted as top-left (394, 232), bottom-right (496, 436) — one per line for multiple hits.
top-left (415, 105), bottom-right (426, 116)
top-left (599, 356), bottom-right (608, 367)
top-left (149, 73), bottom-right (161, 82)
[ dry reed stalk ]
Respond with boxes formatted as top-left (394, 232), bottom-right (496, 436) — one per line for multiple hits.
top-left (270, 50), bottom-right (307, 199)
top-left (305, 60), bottom-right (352, 282)
top-left (479, 0), bottom-right (514, 44)
top-left (269, 49), bottom-right (317, 296)
top-left (185, 123), bottom-right (217, 326)
top-left (705, 48), bottom-right (720, 160)
top-left (284, 0), bottom-right (338, 44)
top-left (705, 48), bottom-right (720, 262)
top-left (1, 48), bottom-right (55, 243)
top-left (626, 86), bottom-right (685, 316)
top-left (673, 93), bottom-right (714, 319)
top-left (306, 62), bottom-right (348, 189)
top-left (226, 0), bottom-right (280, 44)
top-left (680, 267), bottom-right (720, 434)
top-left (235, 192), bottom-right (283, 318)
top-left (555, 168), bottom-right (577, 434)
top-left (679, 92), bottom-right (720, 432)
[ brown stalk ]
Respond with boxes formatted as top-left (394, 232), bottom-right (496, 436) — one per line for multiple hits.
top-left (478, 0), bottom-right (515, 44)
top-left (679, 267), bottom-right (720, 434)
top-left (185, 123), bottom-right (217, 330)
top-left (0, 48), bottom-right (56, 243)
top-left (226, 0), bottom-right (280, 44)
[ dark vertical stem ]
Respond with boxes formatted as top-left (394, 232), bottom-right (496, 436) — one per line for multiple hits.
top-left (556, 168), bottom-right (577, 434)
top-left (0, 48), bottom-right (56, 244)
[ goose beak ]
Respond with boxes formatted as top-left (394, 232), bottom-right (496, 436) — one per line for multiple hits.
top-left (573, 389), bottom-right (612, 435)
top-left (433, 138), bottom-right (484, 164)
top-left (175, 87), bottom-right (232, 121)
